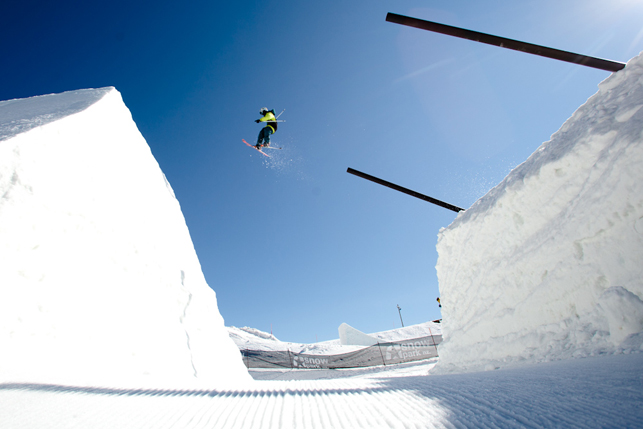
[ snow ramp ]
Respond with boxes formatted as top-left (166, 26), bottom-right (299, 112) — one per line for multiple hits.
top-left (0, 88), bottom-right (249, 386)
top-left (434, 52), bottom-right (643, 374)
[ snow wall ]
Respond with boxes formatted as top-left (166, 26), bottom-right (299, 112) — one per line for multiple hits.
top-left (0, 88), bottom-right (250, 386)
top-left (434, 53), bottom-right (643, 374)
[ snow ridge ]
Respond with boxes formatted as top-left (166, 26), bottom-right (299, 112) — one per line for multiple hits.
top-left (0, 87), bottom-right (250, 386)
top-left (0, 87), bottom-right (112, 142)
top-left (453, 53), bottom-right (643, 228)
top-left (434, 52), bottom-right (643, 374)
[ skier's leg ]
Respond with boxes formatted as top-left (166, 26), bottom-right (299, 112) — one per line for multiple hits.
top-left (263, 128), bottom-right (273, 147)
top-left (256, 128), bottom-right (267, 148)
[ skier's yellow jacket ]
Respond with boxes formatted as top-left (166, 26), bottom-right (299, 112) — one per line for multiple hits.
top-left (258, 110), bottom-right (278, 133)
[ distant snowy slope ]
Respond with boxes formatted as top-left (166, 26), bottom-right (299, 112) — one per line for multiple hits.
top-left (228, 321), bottom-right (442, 355)
top-left (434, 53), bottom-right (643, 373)
top-left (228, 326), bottom-right (280, 347)
top-left (370, 321), bottom-right (442, 342)
top-left (228, 326), bottom-right (363, 354)
top-left (0, 88), bottom-right (250, 386)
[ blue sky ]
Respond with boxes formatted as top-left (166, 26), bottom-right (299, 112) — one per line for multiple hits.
top-left (2, 0), bottom-right (643, 343)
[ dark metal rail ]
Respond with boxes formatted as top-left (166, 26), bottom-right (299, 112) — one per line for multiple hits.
top-left (347, 168), bottom-right (464, 213)
top-left (386, 13), bottom-right (626, 73)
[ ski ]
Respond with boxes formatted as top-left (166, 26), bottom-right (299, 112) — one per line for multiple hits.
top-left (242, 139), bottom-right (271, 157)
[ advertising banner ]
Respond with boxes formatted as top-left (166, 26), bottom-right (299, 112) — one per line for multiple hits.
top-left (240, 335), bottom-right (442, 369)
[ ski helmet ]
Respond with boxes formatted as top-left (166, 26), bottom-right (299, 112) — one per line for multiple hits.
top-left (260, 107), bottom-right (268, 115)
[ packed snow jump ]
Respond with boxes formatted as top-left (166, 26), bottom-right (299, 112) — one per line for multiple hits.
top-left (243, 107), bottom-right (285, 157)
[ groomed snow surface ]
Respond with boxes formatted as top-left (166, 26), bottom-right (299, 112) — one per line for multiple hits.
top-left (1, 353), bottom-right (641, 428)
top-left (2, 49), bottom-right (643, 427)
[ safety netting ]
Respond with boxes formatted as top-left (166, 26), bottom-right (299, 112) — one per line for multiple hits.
top-left (240, 335), bottom-right (442, 369)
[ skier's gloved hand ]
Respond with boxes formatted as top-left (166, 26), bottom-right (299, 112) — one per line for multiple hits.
top-left (255, 119), bottom-right (260, 123)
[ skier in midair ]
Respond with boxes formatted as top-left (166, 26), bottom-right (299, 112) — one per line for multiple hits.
top-left (255, 107), bottom-right (277, 149)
